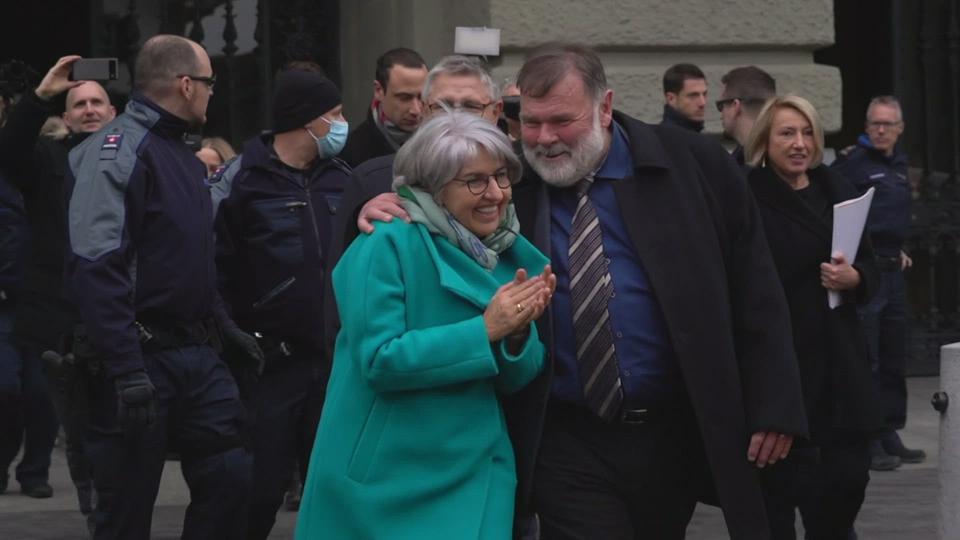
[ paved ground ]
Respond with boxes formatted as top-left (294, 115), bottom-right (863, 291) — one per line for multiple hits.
top-left (0, 378), bottom-right (941, 539)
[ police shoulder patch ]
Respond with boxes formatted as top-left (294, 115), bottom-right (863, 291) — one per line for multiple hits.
top-left (99, 131), bottom-right (123, 161)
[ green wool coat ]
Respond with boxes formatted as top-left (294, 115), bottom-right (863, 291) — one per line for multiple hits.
top-left (295, 219), bottom-right (549, 540)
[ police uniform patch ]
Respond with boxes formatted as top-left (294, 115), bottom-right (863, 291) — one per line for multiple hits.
top-left (99, 132), bottom-right (123, 160)
top-left (102, 132), bottom-right (123, 150)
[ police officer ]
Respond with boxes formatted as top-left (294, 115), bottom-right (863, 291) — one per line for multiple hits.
top-left (0, 56), bottom-right (117, 516)
top-left (210, 68), bottom-right (350, 540)
top-left (832, 95), bottom-right (926, 471)
top-left (65, 35), bottom-right (258, 539)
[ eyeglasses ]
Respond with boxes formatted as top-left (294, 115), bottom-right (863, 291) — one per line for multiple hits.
top-left (450, 168), bottom-right (512, 195)
top-left (867, 120), bottom-right (902, 130)
top-left (427, 99), bottom-right (493, 116)
top-left (178, 74), bottom-right (217, 90)
top-left (715, 97), bottom-right (740, 112)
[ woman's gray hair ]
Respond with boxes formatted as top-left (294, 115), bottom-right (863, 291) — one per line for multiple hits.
top-left (393, 112), bottom-right (521, 196)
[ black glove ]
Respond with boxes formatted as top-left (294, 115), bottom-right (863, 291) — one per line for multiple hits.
top-left (41, 350), bottom-right (65, 394)
top-left (222, 325), bottom-right (265, 378)
top-left (114, 369), bottom-right (158, 432)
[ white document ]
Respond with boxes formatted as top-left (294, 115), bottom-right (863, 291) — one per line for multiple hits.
top-left (829, 187), bottom-right (875, 308)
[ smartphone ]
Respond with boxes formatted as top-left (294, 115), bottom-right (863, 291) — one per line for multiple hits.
top-left (69, 58), bottom-right (118, 81)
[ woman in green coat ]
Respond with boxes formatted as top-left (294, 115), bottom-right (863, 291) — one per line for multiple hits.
top-left (296, 112), bottom-right (555, 540)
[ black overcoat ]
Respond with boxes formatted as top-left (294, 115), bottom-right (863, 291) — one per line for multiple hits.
top-left (504, 111), bottom-right (809, 539)
top-left (748, 165), bottom-right (883, 439)
top-left (339, 109), bottom-right (397, 168)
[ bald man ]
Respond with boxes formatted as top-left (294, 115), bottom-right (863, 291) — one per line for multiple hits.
top-left (66, 36), bottom-right (255, 539)
top-left (0, 57), bottom-right (115, 520)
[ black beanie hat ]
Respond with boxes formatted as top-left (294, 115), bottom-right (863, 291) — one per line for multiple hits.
top-left (272, 69), bottom-right (342, 133)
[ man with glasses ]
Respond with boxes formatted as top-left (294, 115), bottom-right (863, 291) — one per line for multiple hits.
top-left (322, 55), bottom-right (503, 356)
top-left (65, 35), bottom-right (254, 539)
top-left (832, 96), bottom-right (923, 472)
top-left (716, 66), bottom-right (777, 168)
top-left (340, 47), bottom-right (427, 167)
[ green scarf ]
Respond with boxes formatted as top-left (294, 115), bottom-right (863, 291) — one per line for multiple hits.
top-left (397, 185), bottom-right (520, 270)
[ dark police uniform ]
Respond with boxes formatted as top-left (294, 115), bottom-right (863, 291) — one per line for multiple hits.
top-left (832, 136), bottom-right (911, 434)
top-left (66, 95), bottom-right (250, 540)
top-left (0, 90), bottom-right (94, 508)
top-left (210, 133), bottom-right (349, 539)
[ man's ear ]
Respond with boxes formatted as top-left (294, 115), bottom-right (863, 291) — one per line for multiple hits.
top-left (599, 89), bottom-right (614, 128)
top-left (179, 76), bottom-right (192, 100)
top-left (373, 80), bottom-right (385, 102)
top-left (664, 92), bottom-right (677, 107)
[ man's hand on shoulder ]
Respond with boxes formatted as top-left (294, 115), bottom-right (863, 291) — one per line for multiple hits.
top-left (358, 192), bottom-right (410, 234)
top-left (35, 55), bottom-right (84, 101)
top-left (747, 431), bottom-right (794, 468)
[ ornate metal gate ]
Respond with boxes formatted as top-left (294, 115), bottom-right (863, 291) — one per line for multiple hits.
top-left (88, 0), bottom-right (341, 147)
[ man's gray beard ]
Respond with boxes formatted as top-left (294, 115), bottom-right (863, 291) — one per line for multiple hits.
top-left (523, 111), bottom-right (606, 188)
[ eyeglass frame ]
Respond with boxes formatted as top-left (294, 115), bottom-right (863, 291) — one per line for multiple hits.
top-left (866, 120), bottom-right (903, 130)
top-left (448, 168), bottom-right (513, 195)
top-left (177, 73), bottom-right (217, 90)
top-left (427, 99), bottom-right (494, 116)
top-left (715, 97), bottom-right (741, 112)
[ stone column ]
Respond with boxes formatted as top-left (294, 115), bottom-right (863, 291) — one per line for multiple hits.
top-left (339, 0), bottom-right (488, 124)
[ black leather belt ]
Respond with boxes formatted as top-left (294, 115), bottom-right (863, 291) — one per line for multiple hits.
top-left (620, 408), bottom-right (653, 425)
top-left (137, 319), bottom-right (215, 352)
top-left (549, 400), bottom-right (685, 428)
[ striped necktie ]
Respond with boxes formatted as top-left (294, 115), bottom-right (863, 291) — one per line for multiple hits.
top-left (568, 175), bottom-right (623, 421)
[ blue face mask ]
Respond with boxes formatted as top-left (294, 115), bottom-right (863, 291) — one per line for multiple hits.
top-left (306, 117), bottom-right (349, 159)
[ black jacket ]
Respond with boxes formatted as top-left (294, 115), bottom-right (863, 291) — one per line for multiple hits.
top-left (213, 134), bottom-right (351, 353)
top-left (831, 137), bottom-right (910, 257)
top-left (338, 108), bottom-right (397, 168)
top-left (0, 91), bottom-right (85, 348)
top-left (507, 113), bottom-right (806, 539)
top-left (0, 171), bottom-right (26, 297)
top-left (660, 103), bottom-right (704, 132)
top-left (322, 153), bottom-right (395, 358)
top-left (748, 165), bottom-right (882, 439)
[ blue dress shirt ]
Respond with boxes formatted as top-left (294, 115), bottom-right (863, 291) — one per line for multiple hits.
top-left (548, 122), bottom-right (683, 407)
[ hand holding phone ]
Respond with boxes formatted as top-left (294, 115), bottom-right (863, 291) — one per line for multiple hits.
top-left (35, 55), bottom-right (84, 100)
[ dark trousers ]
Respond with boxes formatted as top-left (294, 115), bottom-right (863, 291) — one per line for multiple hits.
top-left (532, 403), bottom-right (703, 540)
top-left (244, 353), bottom-right (324, 540)
top-left (859, 268), bottom-right (908, 431)
top-left (0, 304), bottom-right (59, 489)
top-left (86, 345), bottom-right (251, 540)
top-left (763, 437), bottom-right (870, 540)
top-left (45, 347), bottom-right (96, 525)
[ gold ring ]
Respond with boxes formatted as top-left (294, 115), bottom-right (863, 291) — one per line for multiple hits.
top-left (516, 303), bottom-right (525, 313)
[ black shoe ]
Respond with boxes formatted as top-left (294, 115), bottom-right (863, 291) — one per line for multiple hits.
top-left (869, 440), bottom-right (902, 471)
top-left (882, 431), bottom-right (927, 464)
top-left (21, 483), bottom-right (53, 498)
top-left (283, 487), bottom-right (301, 511)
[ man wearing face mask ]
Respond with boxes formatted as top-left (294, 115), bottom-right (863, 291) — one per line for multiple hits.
top-left (209, 67), bottom-right (350, 540)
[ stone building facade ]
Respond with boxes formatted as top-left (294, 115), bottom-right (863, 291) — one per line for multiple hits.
top-left (341, 0), bottom-right (841, 134)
